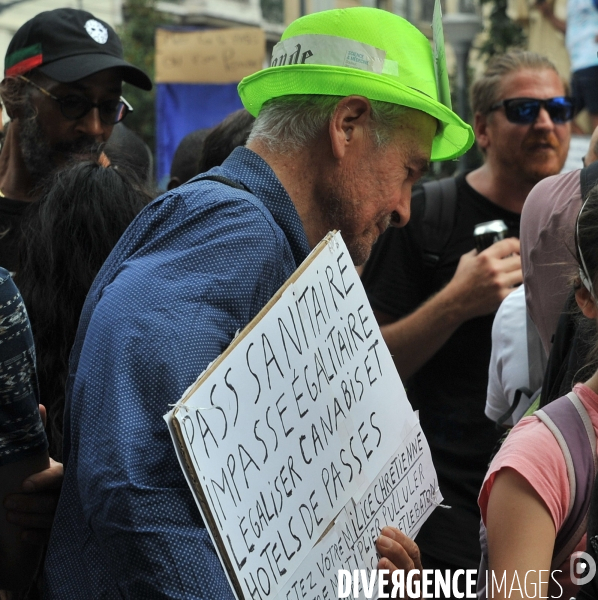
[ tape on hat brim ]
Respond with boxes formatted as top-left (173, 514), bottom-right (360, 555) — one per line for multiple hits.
top-left (38, 53), bottom-right (152, 91)
top-left (238, 64), bottom-right (474, 161)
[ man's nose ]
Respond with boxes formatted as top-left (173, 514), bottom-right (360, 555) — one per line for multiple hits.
top-left (75, 107), bottom-right (107, 139)
top-left (390, 189), bottom-right (412, 228)
top-left (534, 106), bottom-right (556, 129)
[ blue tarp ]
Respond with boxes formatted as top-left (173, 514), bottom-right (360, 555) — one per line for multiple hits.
top-left (156, 82), bottom-right (244, 185)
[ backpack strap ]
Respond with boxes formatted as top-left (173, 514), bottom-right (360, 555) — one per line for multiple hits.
top-left (495, 386), bottom-right (538, 430)
top-left (540, 291), bottom-right (580, 407)
top-left (580, 160), bottom-right (598, 200)
top-left (535, 392), bottom-right (597, 569)
top-left (420, 177), bottom-right (458, 269)
top-left (526, 309), bottom-right (547, 392)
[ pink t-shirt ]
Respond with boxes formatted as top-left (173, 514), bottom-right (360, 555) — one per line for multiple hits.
top-left (479, 383), bottom-right (598, 599)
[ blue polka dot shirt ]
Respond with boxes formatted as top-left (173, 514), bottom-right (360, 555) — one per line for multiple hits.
top-left (44, 147), bottom-right (311, 599)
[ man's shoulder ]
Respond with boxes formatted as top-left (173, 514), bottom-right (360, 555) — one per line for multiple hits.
top-left (125, 178), bottom-right (290, 259)
top-left (530, 168), bottom-right (581, 198)
top-left (70, 178), bottom-right (298, 410)
top-left (521, 170), bottom-right (581, 234)
top-left (163, 175), bottom-right (276, 223)
top-left (82, 179), bottom-right (296, 331)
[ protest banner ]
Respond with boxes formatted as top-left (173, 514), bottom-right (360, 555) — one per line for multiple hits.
top-left (155, 27), bottom-right (265, 84)
top-left (165, 231), bottom-right (441, 600)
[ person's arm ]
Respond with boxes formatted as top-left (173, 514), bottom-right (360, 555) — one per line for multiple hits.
top-left (485, 306), bottom-right (510, 426)
top-left (3, 457), bottom-right (63, 544)
top-left (378, 238), bottom-right (522, 380)
top-left (0, 452), bottom-right (50, 590)
top-left (4, 404), bottom-right (63, 546)
top-left (533, 2), bottom-right (566, 34)
top-left (485, 468), bottom-right (556, 600)
top-left (0, 271), bottom-right (58, 590)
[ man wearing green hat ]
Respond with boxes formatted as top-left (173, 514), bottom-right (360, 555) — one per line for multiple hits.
top-left (44, 7), bottom-right (471, 597)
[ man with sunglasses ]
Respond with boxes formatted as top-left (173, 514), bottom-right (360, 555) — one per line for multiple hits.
top-left (361, 50), bottom-right (571, 590)
top-left (0, 8), bottom-right (151, 274)
top-left (0, 6), bottom-right (150, 583)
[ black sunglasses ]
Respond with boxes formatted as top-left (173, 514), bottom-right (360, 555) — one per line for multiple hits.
top-left (19, 75), bottom-right (133, 125)
top-left (488, 96), bottom-right (574, 124)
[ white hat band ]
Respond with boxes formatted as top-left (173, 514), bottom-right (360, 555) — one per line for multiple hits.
top-left (270, 34), bottom-right (399, 76)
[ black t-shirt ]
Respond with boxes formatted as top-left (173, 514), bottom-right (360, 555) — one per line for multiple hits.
top-left (0, 195), bottom-right (30, 274)
top-left (361, 172), bottom-right (521, 568)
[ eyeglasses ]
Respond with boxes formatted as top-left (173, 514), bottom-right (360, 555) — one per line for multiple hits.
top-left (488, 96), bottom-right (575, 124)
top-left (19, 75), bottom-right (133, 125)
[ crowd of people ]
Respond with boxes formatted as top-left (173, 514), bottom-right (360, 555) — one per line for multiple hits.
top-left (1, 3), bottom-right (598, 600)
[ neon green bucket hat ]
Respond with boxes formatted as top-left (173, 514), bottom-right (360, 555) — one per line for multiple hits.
top-left (238, 7), bottom-right (474, 161)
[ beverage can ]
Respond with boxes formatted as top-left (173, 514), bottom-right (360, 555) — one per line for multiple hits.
top-left (473, 220), bottom-right (509, 252)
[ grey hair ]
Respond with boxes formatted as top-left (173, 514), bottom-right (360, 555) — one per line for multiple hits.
top-left (246, 94), bottom-right (408, 153)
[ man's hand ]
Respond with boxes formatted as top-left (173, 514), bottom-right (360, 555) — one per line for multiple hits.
top-left (377, 237), bottom-right (522, 380)
top-left (376, 526), bottom-right (422, 573)
top-left (376, 527), bottom-right (422, 599)
top-left (3, 458), bottom-right (63, 544)
top-left (445, 237), bottom-right (522, 320)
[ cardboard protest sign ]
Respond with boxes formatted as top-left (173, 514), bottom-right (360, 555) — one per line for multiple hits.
top-left (165, 232), bottom-right (441, 599)
top-left (155, 27), bottom-right (265, 84)
top-left (277, 423), bottom-right (438, 599)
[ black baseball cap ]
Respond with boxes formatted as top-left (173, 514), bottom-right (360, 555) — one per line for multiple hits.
top-left (4, 8), bottom-right (152, 90)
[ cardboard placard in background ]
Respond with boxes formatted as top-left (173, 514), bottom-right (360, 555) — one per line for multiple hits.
top-left (155, 27), bottom-right (265, 84)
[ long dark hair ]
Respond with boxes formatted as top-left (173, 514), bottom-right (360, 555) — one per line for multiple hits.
top-left (576, 185), bottom-right (598, 297)
top-left (566, 183), bottom-right (598, 386)
top-left (197, 109), bottom-right (255, 173)
top-left (17, 160), bottom-right (154, 458)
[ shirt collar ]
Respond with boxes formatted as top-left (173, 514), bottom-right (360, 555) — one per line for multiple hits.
top-left (220, 147), bottom-right (311, 267)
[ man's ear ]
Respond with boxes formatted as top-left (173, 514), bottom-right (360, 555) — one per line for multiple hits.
top-left (0, 77), bottom-right (24, 120)
top-left (575, 284), bottom-right (598, 320)
top-left (474, 111), bottom-right (490, 152)
top-left (329, 96), bottom-right (372, 160)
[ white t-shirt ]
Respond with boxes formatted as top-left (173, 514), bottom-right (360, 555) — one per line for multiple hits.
top-left (567, 0), bottom-right (598, 72)
top-left (486, 285), bottom-right (543, 426)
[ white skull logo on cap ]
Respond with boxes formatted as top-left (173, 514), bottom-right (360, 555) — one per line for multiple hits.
top-left (84, 19), bottom-right (108, 44)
